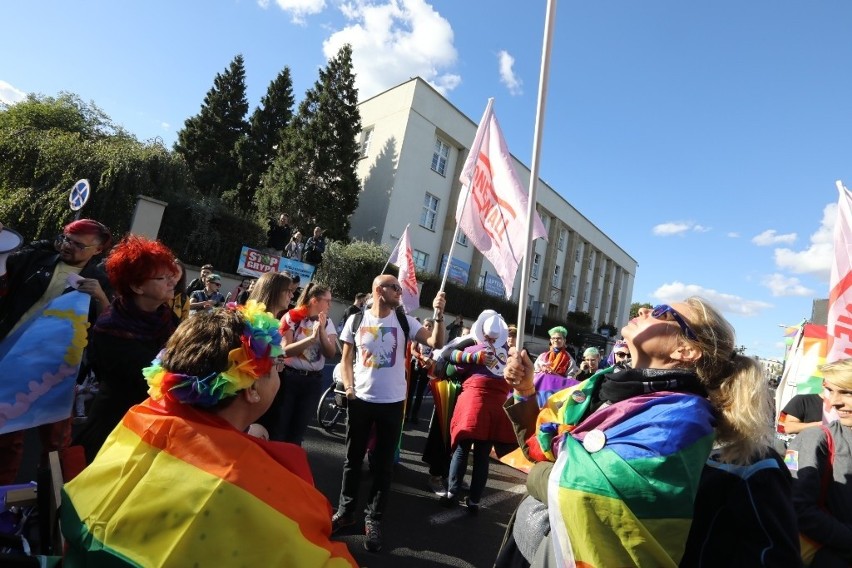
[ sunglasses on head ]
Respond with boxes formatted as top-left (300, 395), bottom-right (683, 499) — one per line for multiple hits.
top-left (381, 283), bottom-right (402, 292)
top-left (651, 304), bottom-right (697, 341)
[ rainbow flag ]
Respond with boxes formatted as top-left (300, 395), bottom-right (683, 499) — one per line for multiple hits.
top-left (0, 291), bottom-right (90, 434)
top-left (534, 374), bottom-right (715, 567)
top-left (429, 377), bottom-right (461, 448)
top-left (61, 398), bottom-right (356, 567)
top-left (775, 323), bottom-right (828, 424)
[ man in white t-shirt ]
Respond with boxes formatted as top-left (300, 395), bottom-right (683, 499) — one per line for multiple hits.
top-left (332, 274), bottom-right (446, 552)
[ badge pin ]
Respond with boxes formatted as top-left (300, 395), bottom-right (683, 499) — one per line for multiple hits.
top-left (583, 429), bottom-right (607, 453)
top-left (571, 391), bottom-right (587, 403)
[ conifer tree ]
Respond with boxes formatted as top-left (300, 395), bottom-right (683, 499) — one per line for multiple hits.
top-left (175, 54), bottom-right (249, 199)
top-left (234, 67), bottom-right (294, 214)
top-left (259, 45), bottom-right (361, 241)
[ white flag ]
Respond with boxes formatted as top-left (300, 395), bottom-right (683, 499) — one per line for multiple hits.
top-left (456, 101), bottom-right (547, 298)
top-left (827, 180), bottom-right (852, 362)
top-left (387, 225), bottom-right (420, 313)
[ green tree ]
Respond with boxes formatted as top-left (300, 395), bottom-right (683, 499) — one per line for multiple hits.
top-left (630, 302), bottom-right (653, 318)
top-left (566, 310), bottom-right (593, 331)
top-left (232, 67), bottom-right (295, 215)
top-left (259, 44), bottom-right (361, 240)
top-left (0, 93), bottom-right (191, 240)
top-left (175, 54), bottom-right (249, 200)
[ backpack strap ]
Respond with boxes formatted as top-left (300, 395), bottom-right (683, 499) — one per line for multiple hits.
top-left (350, 307), bottom-right (410, 341)
top-left (394, 306), bottom-right (410, 341)
top-left (817, 424), bottom-right (835, 508)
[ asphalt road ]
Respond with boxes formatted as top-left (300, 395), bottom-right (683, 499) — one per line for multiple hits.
top-left (305, 395), bottom-right (527, 568)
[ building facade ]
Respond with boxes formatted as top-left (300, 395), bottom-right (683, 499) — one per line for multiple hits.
top-left (350, 78), bottom-right (638, 330)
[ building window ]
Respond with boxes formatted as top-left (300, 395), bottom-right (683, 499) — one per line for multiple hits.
top-left (552, 265), bottom-right (561, 288)
top-left (571, 274), bottom-right (577, 292)
top-left (431, 138), bottom-right (450, 176)
top-left (478, 274), bottom-right (486, 290)
top-left (457, 232), bottom-right (468, 246)
top-left (532, 253), bottom-right (541, 279)
top-left (359, 127), bottom-right (374, 158)
top-left (558, 228), bottom-right (566, 250)
top-left (420, 193), bottom-right (440, 230)
top-left (412, 249), bottom-right (429, 271)
top-left (575, 249), bottom-right (580, 263)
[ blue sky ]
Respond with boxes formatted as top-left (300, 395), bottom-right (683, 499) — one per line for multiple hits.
top-left (3, 1), bottom-right (851, 360)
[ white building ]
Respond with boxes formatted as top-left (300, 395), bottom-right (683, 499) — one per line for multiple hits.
top-left (350, 77), bottom-right (637, 330)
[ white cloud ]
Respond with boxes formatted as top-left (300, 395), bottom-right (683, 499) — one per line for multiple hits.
top-left (727, 232), bottom-right (740, 238)
top-left (752, 229), bottom-right (797, 246)
top-left (497, 50), bottom-right (522, 96)
top-left (761, 273), bottom-right (814, 297)
top-left (264, 0), bottom-right (326, 24)
top-left (323, 0), bottom-right (460, 100)
top-left (160, 122), bottom-right (170, 130)
top-left (0, 80), bottom-right (26, 105)
top-left (652, 281), bottom-right (773, 317)
top-left (774, 202), bottom-right (835, 281)
top-left (651, 221), bottom-right (710, 236)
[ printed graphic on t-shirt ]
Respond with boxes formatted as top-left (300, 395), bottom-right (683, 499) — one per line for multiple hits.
top-left (358, 325), bottom-right (399, 368)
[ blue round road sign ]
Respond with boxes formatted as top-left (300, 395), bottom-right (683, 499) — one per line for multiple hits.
top-left (69, 179), bottom-right (90, 211)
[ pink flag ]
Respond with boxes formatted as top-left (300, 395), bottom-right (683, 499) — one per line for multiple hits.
top-left (456, 101), bottom-right (547, 298)
top-left (387, 225), bottom-right (420, 313)
top-left (826, 181), bottom-right (852, 362)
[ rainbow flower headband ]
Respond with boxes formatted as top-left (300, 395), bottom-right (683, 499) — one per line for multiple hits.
top-left (145, 300), bottom-right (283, 407)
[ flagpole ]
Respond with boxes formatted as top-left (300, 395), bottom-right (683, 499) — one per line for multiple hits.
top-left (516, 0), bottom-right (556, 351)
top-left (381, 224), bottom-right (409, 274)
top-left (439, 98), bottom-right (495, 296)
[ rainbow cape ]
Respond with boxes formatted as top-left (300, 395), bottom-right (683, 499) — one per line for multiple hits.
top-left (61, 398), bottom-right (356, 567)
top-left (535, 373), bottom-right (715, 567)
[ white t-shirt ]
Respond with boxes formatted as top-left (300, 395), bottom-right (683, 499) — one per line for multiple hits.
top-left (341, 309), bottom-right (423, 403)
top-left (281, 313), bottom-right (337, 372)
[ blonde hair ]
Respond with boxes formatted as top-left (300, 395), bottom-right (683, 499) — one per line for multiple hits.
top-left (820, 358), bottom-right (852, 390)
top-left (683, 297), bottom-right (772, 465)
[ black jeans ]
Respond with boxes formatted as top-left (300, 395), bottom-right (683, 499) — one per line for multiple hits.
top-left (406, 365), bottom-right (430, 420)
top-left (259, 369), bottom-right (320, 444)
top-left (337, 397), bottom-right (405, 520)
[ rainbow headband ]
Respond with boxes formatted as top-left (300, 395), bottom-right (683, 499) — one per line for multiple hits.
top-left (145, 301), bottom-right (283, 407)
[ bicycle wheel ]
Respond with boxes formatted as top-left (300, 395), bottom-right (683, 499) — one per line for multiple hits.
top-left (316, 384), bottom-right (346, 435)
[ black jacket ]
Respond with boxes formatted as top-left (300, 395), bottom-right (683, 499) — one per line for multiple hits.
top-left (0, 240), bottom-right (111, 340)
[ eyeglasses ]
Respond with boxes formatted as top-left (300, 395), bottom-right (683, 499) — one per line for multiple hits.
top-left (614, 351), bottom-right (629, 358)
top-left (57, 234), bottom-right (98, 251)
top-left (651, 304), bottom-right (698, 341)
top-left (550, 337), bottom-right (564, 342)
top-left (380, 283), bottom-right (403, 292)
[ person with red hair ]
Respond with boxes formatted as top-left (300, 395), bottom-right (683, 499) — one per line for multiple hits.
top-left (0, 218), bottom-right (112, 484)
top-left (74, 235), bottom-right (181, 461)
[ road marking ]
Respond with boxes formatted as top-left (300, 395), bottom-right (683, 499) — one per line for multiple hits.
top-left (427, 483), bottom-right (526, 525)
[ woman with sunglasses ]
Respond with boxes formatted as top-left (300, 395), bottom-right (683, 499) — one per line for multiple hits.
top-left (497, 297), bottom-right (798, 567)
top-left (74, 235), bottom-right (181, 462)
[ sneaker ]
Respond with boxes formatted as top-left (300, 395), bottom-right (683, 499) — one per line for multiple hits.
top-left (464, 496), bottom-right (479, 515)
top-left (331, 511), bottom-right (356, 534)
top-left (439, 493), bottom-right (458, 508)
top-left (364, 517), bottom-right (382, 552)
top-left (427, 475), bottom-right (445, 496)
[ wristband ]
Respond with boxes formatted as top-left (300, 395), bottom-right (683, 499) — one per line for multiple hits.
top-left (345, 386), bottom-right (354, 392)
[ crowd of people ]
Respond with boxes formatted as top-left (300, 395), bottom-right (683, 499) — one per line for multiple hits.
top-left (2, 216), bottom-right (852, 567)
